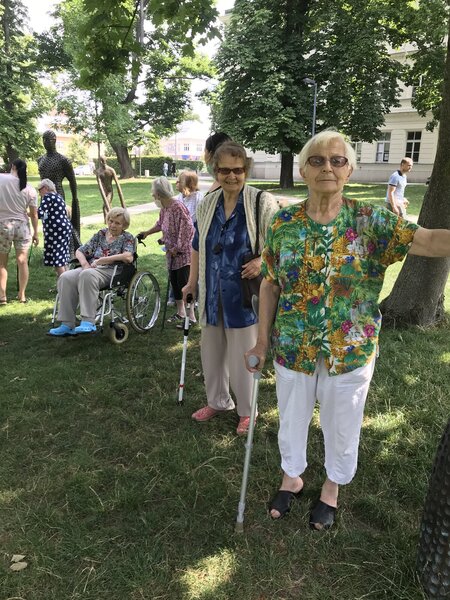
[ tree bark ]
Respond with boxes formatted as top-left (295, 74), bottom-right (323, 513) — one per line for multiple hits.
top-left (2, 0), bottom-right (18, 165)
top-left (380, 16), bottom-right (450, 327)
top-left (416, 419), bottom-right (450, 598)
top-left (280, 152), bottom-right (294, 188)
top-left (111, 143), bottom-right (135, 179)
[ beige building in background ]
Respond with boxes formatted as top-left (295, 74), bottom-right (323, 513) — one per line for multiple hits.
top-left (249, 43), bottom-right (438, 184)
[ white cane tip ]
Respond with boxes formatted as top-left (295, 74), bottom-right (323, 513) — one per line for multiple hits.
top-left (248, 355), bottom-right (259, 368)
top-left (235, 522), bottom-right (244, 533)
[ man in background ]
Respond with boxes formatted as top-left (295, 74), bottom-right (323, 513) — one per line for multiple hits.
top-left (385, 157), bottom-right (413, 218)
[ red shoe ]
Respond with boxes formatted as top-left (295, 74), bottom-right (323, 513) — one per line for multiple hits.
top-left (191, 406), bottom-right (219, 422)
top-left (236, 416), bottom-right (257, 436)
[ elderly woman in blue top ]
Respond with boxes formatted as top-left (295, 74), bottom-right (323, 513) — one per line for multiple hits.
top-left (246, 129), bottom-right (450, 530)
top-left (48, 207), bottom-right (134, 336)
top-left (183, 141), bottom-right (278, 436)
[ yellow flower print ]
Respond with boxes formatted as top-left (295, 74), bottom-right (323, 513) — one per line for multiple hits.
top-left (305, 346), bottom-right (318, 360)
top-left (306, 255), bottom-right (325, 271)
top-left (396, 229), bottom-right (415, 245)
top-left (329, 329), bottom-right (346, 347)
top-left (332, 237), bottom-right (349, 253)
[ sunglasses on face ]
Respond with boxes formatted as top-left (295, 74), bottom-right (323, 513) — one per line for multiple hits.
top-left (306, 155), bottom-right (349, 168)
top-left (216, 167), bottom-right (245, 175)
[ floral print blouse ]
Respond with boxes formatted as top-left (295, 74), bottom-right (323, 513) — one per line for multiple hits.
top-left (155, 200), bottom-right (194, 270)
top-left (262, 198), bottom-right (419, 376)
top-left (79, 228), bottom-right (135, 264)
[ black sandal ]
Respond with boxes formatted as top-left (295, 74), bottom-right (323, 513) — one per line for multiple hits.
top-left (268, 488), bottom-right (303, 519)
top-left (309, 499), bottom-right (336, 530)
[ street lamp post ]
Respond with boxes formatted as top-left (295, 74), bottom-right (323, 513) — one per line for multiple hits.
top-left (302, 77), bottom-right (317, 137)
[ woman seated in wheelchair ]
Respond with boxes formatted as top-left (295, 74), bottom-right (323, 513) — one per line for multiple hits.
top-left (48, 207), bottom-right (134, 336)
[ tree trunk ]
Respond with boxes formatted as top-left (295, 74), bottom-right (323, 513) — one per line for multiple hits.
top-left (380, 18), bottom-right (450, 327)
top-left (279, 152), bottom-right (294, 188)
top-left (2, 0), bottom-right (19, 165)
top-left (416, 419), bottom-right (450, 598)
top-left (111, 143), bottom-right (135, 179)
top-left (5, 143), bottom-right (19, 165)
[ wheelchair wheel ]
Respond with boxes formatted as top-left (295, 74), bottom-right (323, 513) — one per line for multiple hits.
top-left (126, 271), bottom-right (160, 332)
top-left (108, 322), bottom-right (129, 344)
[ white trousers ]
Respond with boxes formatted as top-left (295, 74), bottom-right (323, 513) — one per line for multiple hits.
top-left (57, 266), bottom-right (114, 328)
top-left (275, 356), bottom-right (376, 485)
top-left (200, 312), bottom-right (258, 416)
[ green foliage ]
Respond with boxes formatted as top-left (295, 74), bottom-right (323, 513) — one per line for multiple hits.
top-left (48, 0), bottom-right (216, 175)
top-left (142, 131), bottom-right (161, 155)
top-left (93, 155), bottom-right (203, 176)
top-left (66, 137), bottom-right (90, 166)
top-left (70, 0), bottom-right (220, 88)
top-left (0, 0), bottom-right (53, 162)
top-left (213, 0), bottom-right (415, 159)
top-left (404, 0), bottom-right (450, 130)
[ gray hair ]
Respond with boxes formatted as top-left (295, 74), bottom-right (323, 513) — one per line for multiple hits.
top-left (106, 207), bottom-right (131, 228)
top-left (37, 178), bottom-right (56, 192)
top-left (152, 176), bottom-right (174, 201)
top-left (298, 129), bottom-right (357, 171)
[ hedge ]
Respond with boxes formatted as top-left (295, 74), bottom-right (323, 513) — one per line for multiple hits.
top-left (94, 156), bottom-right (204, 177)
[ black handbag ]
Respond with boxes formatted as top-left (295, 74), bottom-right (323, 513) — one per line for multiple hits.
top-left (241, 190), bottom-right (263, 309)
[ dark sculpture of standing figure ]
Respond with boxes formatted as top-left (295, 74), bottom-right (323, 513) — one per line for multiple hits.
top-left (37, 130), bottom-right (80, 236)
top-left (417, 419), bottom-right (450, 598)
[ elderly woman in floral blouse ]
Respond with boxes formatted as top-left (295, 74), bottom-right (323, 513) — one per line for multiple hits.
top-left (48, 207), bottom-right (134, 336)
top-left (246, 129), bottom-right (450, 530)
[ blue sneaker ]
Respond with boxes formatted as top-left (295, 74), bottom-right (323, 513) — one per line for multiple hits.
top-left (47, 324), bottom-right (76, 337)
top-left (74, 321), bottom-right (97, 334)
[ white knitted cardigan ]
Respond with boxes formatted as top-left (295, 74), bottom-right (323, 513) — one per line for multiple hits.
top-left (195, 184), bottom-right (279, 326)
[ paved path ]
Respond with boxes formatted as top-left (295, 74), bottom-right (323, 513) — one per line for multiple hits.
top-left (80, 178), bottom-right (417, 225)
top-left (80, 177), bottom-right (295, 225)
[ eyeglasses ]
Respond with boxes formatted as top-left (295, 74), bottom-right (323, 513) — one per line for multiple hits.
top-left (216, 167), bottom-right (245, 175)
top-left (306, 155), bottom-right (349, 168)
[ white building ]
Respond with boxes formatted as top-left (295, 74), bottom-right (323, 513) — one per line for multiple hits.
top-left (350, 44), bottom-right (437, 184)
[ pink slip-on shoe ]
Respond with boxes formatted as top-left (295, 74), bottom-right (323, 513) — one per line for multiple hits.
top-left (236, 416), bottom-right (257, 436)
top-left (191, 406), bottom-right (220, 422)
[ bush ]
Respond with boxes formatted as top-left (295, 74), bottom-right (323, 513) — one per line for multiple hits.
top-left (27, 161), bottom-right (39, 176)
top-left (94, 156), bottom-right (204, 177)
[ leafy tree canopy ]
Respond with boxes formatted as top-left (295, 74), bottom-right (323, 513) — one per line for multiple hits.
top-left (404, 0), bottom-right (450, 130)
top-left (61, 0), bottom-right (219, 89)
top-left (213, 0), bottom-right (416, 184)
top-left (44, 0), bottom-right (217, 176)
top-left (0, 0), bottom-right (53, 162)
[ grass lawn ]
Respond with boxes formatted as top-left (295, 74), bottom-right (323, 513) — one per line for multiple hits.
top-left (27, 176), bottom-right (428, 219)
top-left (0, 194), bottom-right (448, 599)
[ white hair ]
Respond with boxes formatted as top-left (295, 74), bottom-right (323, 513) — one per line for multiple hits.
top-left (38, 178), bottom-right (56, 192)
top-left (298, 129), bottom-right (357, 171)
top-left (152, 176), bottom-right (174, 201)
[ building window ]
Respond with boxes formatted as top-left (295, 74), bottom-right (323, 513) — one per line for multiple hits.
top-left (196, 143), bottom-right (203, 152)
top-left (406, 131), bottom-right (421, 162)
top-left (183, 143), bottom-right (190, 152)
top-left (351, 141), bottom-right (362, 163)
top-left (375, 132), bottom-right (391, 162)
top-left (411, 75), bottom-right (423, 99)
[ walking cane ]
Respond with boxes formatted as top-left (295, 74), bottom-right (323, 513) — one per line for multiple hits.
top-left (235, 354), bottom-right (261, 533)
top-left (177, 293), bottom-right (193, 405)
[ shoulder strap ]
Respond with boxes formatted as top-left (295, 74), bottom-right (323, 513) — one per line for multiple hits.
top-left (255, 190), bottom-right (263, 255)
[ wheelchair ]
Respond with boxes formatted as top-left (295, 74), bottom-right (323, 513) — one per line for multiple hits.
top-left (51, 243), bottom-right (161, 344)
